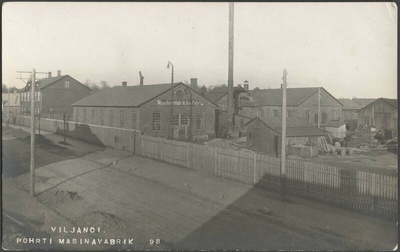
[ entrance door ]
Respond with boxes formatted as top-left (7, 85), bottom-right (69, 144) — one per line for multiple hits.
top-left (254, 128), bottom-right (262, 151)
top-left (274, 135), bottom-right (279, 157)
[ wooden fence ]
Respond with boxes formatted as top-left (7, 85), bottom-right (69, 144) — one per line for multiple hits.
top-left (12, 116), bottom-right (397, 219)
top-left (139, 135), bottom-right (398, 219)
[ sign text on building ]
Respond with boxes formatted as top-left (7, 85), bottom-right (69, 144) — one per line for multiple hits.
top-left (157, 100), bottom-right (204, 106)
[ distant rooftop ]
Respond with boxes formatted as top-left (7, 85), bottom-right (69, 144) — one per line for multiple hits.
top-left (246, 87), bottom-right (340, 107)
top-left (337, 99), bottom-right (362, 110)
top-left (245, 116), bottom-right (326, 137)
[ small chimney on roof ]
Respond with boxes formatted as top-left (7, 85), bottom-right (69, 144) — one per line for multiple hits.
top-left (57, 70), bottom-right (61, 76)
top-left (190, 78), bottom-right (198, 87)
top-left (48, 72), bottom-right (52, 78)
top-left (238, 84), bottom-right (242, 88)
top-left (139, 71), bottom-right (144, 86)
top-left (122, 81), bottom-right (127, 87)
top-left (244, 80), bottom-right (249, 91)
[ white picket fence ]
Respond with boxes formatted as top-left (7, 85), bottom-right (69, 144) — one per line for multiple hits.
top-left (139, 135), bottom-right (398, 219)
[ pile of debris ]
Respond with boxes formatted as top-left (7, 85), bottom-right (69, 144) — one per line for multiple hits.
top-left (346, 131), bottom-right (378, 149)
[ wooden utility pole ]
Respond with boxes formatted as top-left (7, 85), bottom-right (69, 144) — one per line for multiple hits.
top-left (30, 68), bottom-right (36, 196)
top-left (167, 61), bottom-right (174, 139)
top-left (281, 69), bottom-right (288, 200)
top-left (7, 90), bottom-right (10, 125)
top-left (17, 69), bottom-right (47, 197)
top-left (317, 88), bottom-right (321, 128)
top-left (227, 2), bottom-right (234, 136)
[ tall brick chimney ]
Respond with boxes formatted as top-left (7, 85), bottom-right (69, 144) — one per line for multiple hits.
top-left (139, 71), bottom-right (144, 86)
top-left (244, 80), bottom-right (249, 91)
top-left (190, 78), bottom-right (198, 88)
top-left (122, 81), bottom-right (127, 87)
top-left (57, 70), bottom-right (61, 76)
top-left (48, 72), bottom-right (52, 78)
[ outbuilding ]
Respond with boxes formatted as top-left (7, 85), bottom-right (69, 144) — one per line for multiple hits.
top-left (245, 116), bottom-right (326, 156)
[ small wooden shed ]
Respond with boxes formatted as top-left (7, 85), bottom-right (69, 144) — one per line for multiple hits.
top-left (245, 116), bottom-right (326, 156)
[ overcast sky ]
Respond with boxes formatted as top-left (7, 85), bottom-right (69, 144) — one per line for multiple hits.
top-left (2, 2), bottom-right (397, 99)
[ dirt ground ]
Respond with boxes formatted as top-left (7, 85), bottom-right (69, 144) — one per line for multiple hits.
top-left (311, 150), bottom-right (398, 175)
top-left (6, 149), bottom-right (398, 251)
top-left (2, 125), bottom-right (104, 177)
top-left (224, 136), bottom-right (398, 175)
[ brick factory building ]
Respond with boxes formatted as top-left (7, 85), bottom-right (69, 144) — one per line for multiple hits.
top-left (72, 82), bottom-right (217, 140)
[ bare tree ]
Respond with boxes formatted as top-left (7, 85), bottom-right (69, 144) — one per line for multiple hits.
top-left (2, 84), bottom-right (8, 93)
top-left (99, 80), bottom-right (110, 89)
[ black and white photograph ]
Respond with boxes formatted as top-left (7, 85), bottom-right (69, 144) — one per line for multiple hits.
top-left (2, 2), bottom-right (398, 251)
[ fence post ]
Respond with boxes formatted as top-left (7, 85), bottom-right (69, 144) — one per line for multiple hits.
top-left (160, 138), bottom-right (163, 161)
top-left (214, 147), bottom-right (218, 176)
top-left (371, 173), bottom-right (376, 213)
top-left (186, 142), bottom-right (190, 169)
top-left (304, 162), bottom-right (309, 196)
top-left (253, 152), bottom-right (257, 184)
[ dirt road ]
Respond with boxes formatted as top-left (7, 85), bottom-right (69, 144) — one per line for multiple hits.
top-left (8, 148), bottom-right (398, 251)
top-left (2, 125), bottom-right (104, 177)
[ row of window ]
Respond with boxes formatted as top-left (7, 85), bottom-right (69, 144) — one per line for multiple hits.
top-left (153, 112), bottom-right (204, 131)
top-left (76, 109), bottom-right (138, 129)
top-left (20, 107), bottom-right (39, 114)
top-left (260, 109), bottom-right (293, 117)
top-left (259, 108), bottom-right (340, 123)
top-left (21, 92), bottom-right (41, 102)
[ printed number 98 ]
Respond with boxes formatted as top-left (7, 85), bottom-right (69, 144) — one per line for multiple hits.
top-left (150, 239), bottom-right (160, 245)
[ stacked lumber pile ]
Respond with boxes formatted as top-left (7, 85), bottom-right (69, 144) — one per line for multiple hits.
top-left (317, 136), bottom-right (330, 152)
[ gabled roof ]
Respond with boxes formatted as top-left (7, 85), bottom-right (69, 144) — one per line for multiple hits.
top-left (337, 99), bottom-right (362, 110)
top-left (245, 116), bottom-right (326, 137)
top-left (204, 92), bottom-right (227, 103)
top-left (351, 98), bottom-right (376, 108)
top-left (381, 98), bottom-right (398, 108)
top-left (358, 98), bottom-right (398, 112)
top-left (246, 87), bottom-right (341, 107)
top-left (25, 75), bottom-right (90, 91)
top-left (73, 82), bottom-right (216, 107)
top-left (38, 75), bottom-right (68, 89)
top-left (205, 86), bottom-right (248, 103)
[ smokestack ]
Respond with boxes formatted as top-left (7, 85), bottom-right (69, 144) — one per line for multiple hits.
top-left (139, 71), bottom-right (144, 86)
top-left (190, 78), bottom-right (198, 87)
top-left (227, 2), bottom-right (234, 134)
top-left (57, 70), bottom-right (61, 76)
top-left (122, 81), bottom-right (127, 87)
top-left (48, 72), bottom-right (52, 78)
top-left (244, 80), bottom-right (249, 91)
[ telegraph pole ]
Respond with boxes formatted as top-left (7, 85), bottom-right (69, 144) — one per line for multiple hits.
top-left (227, 2), bottom-right (234, 137)
top-left (317, 88), bottom-right (321, 128)
top-left (7, 90), bottom-right (10, 125)
top-left (281, 69), bottom-right (288, 200)
top-left (17, 69), bottom-right (47, 197)
top-left (167, 61), bottom-right (174, 139)
top-left (30, 68), bottom-right (36, 196)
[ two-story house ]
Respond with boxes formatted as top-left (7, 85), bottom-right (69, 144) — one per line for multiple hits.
top-left (20, 70), bottom-right (92, 119)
